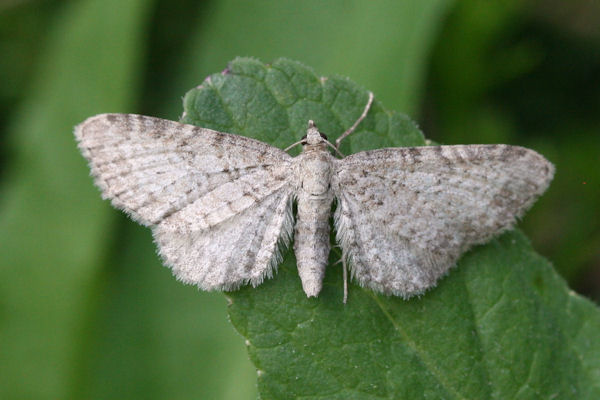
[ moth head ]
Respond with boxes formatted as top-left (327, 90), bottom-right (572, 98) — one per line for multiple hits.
top-left (304, 120), bottom-right (328, 145)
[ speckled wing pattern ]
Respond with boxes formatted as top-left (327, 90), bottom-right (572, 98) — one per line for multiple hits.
top-left (75, 114), bottom-right (294, 290)
top-left (333, 145), bottom-right (554, 297)
top-left (76, 112), bottom-right (554, 300)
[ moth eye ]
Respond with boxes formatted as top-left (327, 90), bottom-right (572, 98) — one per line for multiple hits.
top-left (319, 132), bottom-right (328, 141)
top-left (300, 134), bottom-right (308, 145)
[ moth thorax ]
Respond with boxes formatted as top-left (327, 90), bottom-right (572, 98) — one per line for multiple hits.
top-left (300, 153), bottom-right (333, 196)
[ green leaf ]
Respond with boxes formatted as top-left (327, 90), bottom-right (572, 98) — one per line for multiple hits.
top-left (164, 0), bottom-right (452, 118)
top-left (183, 58), bottom-right (600, 399)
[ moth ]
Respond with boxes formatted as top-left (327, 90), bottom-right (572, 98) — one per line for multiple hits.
top-left (75, 93), bottom-right (554, 302)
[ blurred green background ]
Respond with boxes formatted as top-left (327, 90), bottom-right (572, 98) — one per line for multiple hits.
top-left (1, 0), bottom-right (598, 399)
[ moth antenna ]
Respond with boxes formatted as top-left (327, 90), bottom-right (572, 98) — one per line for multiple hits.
top-left (335, 91), bottom-right (374, 150)
top-left (326, 140), bottom-right (345, 158)
top-left (283, 140), bottom-right (304, 152)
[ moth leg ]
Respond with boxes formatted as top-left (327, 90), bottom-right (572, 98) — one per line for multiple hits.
top-left (335, 92), bottom-right (374, 150)
top-left (342, 250), bottom-right (348, 304)
top-left (331, 244), bottom-right (348, 303)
